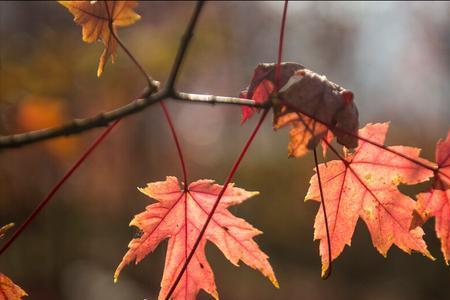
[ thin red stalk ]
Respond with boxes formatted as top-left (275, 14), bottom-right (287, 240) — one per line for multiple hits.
top-left (103, 1), bottom-right (158, 90)
top-left (275, 0), bottom-right (288, 90)
top-left (0, 120), bottom-right (120, 256)
top-left (165, 2), bottom-right (290, 298)
top-left (294, 114), bottom-right (333, 278)
top-left (159, 101), bottom-right (188, 187)
top-left (313, 147), bottom-right (332, 279)
top-left (103, 0), bottom-right (188, 187)
top-left (165, 109), bottom-right (269, 300)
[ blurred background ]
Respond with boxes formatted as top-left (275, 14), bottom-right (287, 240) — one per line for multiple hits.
top-left (1, 1), bottom-right (449, 299)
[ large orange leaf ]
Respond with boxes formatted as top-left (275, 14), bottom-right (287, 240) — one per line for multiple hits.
top-left (59, 1), bottom-right (141, 77)
top-left (115, 177), bottom-right (278, 300)
top-left (412, 130), bottom-right (450, 264)
top-left (0, 274), bottom-right (27, 300)
top-left (305, 123), bottom-right (435, 276)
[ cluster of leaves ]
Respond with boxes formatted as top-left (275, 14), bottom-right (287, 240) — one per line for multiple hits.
top-left (240, 63), bottom-right (450, 277)
top-left (2, 1), bottom-right (448, 300)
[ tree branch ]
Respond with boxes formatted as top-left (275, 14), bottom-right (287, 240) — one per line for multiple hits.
top-left (0, 91), bottom-right (264, 149)
top-left (0, 1), bottom-right (270, 150)
top-left (173, 91), bottom-right (268, 107)
top-left (165, 1), bottom-right (205, 92)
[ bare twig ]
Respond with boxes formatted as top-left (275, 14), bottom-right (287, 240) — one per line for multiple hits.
top-left (0, 91), bottom-right (262, 149)
top-left (103, 1), bottom-right (160, 91)
top-left (173, 91), bottom-right (267, 107)
top-left (165, 1), bottom-right (205, 92)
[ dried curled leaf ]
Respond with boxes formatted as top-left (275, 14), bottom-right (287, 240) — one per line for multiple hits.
top-left (276, 68), bottom-right (358, 157)
top-left (240, 63), bottom-right (359, 157)
top-left (240, 62), bottom-right (303, 123)
top-left (115, 177), bottom-right (278, 300)
top-left (0, 273), bottom-right (27, 300)
top-left (59, 1), bottom-right (141, 77)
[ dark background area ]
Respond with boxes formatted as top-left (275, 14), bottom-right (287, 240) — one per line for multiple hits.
top-left (1, 1), bottom-right (449, 299)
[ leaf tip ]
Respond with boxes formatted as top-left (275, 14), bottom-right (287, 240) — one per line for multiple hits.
top-left (113, 267), bottom-right (122, 283)
top-left (250, 191), bottom-right (260, 198)
top-left (212, 290), bottom-right (220, 300)
top-left (424, 250), bottom-right (435, 261)
top-left (271, 276), bottom-right (280, 289)
top-left (320, 264), bottom-right (330, 279)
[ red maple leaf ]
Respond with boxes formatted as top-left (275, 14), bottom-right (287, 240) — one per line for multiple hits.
top-left (115, 176), bottom-right (278, 300)
top-left (412, 130), bottom-right (450, 264)
top-left (305, 122), bottom-right (435, 276)
top-left (0, 273), bottom-right (27, 300)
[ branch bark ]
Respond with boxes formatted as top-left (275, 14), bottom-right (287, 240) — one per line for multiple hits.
top-left (0, 91), bottom-right (265, 149)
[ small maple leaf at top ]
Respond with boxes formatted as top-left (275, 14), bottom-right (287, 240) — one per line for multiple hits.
top-left (412, 129), bottom-right (450, 264)
top-left (0, 273), bottom-right (28, 300)
top-left (240, 63), bottom-right (358, 158)
top-left (115, 176), bottom-right (278, 300)
top-left (59, 1), bottom-right (141, 77)
top-left (305, 122), bottom-right (435, 277)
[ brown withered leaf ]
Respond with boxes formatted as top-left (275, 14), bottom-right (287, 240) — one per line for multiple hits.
top-left (240, 63), bottom-right (359, 158)
top-left (59, 1), bottom-right (141, 77)
top-left (276, 68), bottom-right (359, 157)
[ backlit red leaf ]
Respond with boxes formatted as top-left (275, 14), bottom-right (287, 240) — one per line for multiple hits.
top-left (115, 177), bottom-right (278, 300)
top-left (306, 123), bottom-right (435, 276)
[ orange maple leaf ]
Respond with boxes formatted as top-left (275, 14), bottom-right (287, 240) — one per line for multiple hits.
top-left (59, 1), bottom-right (141, 77)
top-left (306, 123), bottom-right (435, 276)
top-left (115, 176), bottom-right (278, 300)
top-left (0, 274), bottom-right (27, 300)
top-left (412, 130), bottom-right (450, 264)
